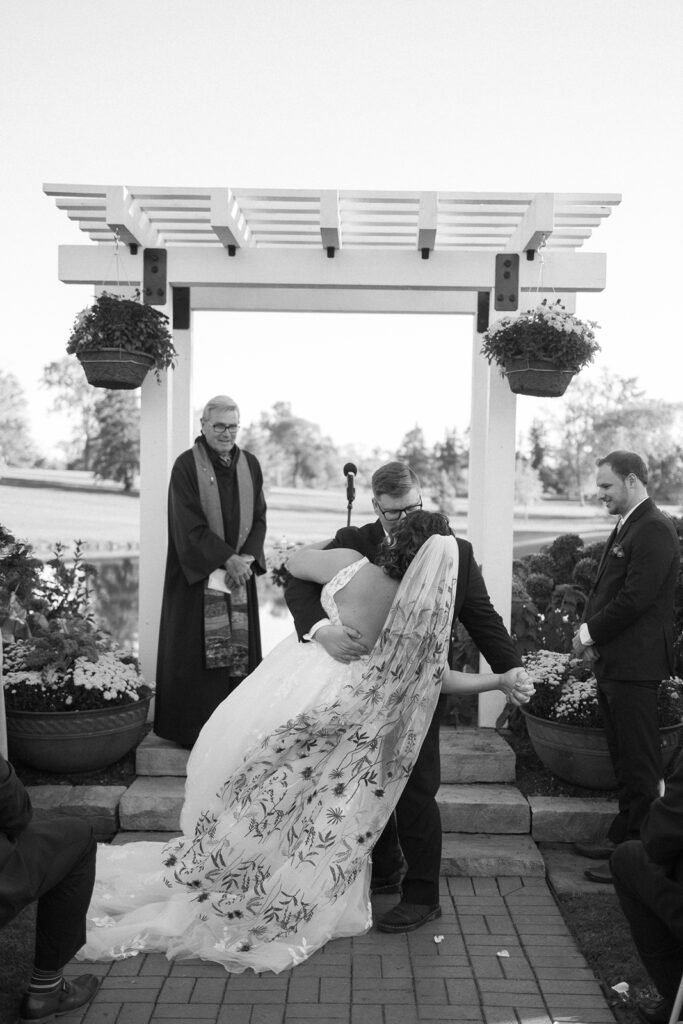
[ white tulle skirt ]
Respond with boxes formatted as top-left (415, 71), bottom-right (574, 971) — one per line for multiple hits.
top-left (80, 636), bottom-right (374, 973)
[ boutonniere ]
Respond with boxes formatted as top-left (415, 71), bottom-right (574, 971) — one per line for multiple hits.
top-left (611, 542), bottom-right (625, 559)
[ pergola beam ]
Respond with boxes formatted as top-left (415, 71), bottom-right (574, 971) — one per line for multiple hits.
top-left (320, 190), bottom-right (341, 252)
top-left (209, 188), bottom-right (250, 250)
top-left (58, 244), bottom-right (607, 294)
top-left (417, 192), bottom-right (438, 255)
top-left (105, 186), bottom-right (159, 249)
top-left (505, 192), bottom-right (554, 253)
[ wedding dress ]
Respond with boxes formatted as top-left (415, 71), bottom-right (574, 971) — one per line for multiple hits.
top-left (79, 534), bottom-right (458, 973)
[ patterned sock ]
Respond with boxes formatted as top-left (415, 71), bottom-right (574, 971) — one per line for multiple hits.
top-left (27, 968), bottom-right (64, 995)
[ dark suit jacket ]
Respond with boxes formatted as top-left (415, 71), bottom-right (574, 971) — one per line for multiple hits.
top-left (584, 498), bottom-right (679, 682)
top-left (0, 755), bottom-right (35, 924)
top-left (640, 750), bottom-right (683, 869)
top-left (284, 520), bottom-right (521, 673)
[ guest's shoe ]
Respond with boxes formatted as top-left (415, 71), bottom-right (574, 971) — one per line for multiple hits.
top-left (636, 997), bottom-right (676, 1024)
top-left (19, 974), bottom-right (100, 1023)
top-left (370, 868), bottom-right (403, 895)
top-left (376, 901), bottom-right (441, 933)
top-left (573, 839), bottom-right (618, 859)
top-left (584, 864), bottom-right (613, 884)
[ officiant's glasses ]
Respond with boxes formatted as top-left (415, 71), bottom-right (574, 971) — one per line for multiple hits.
top-left (374, 498), bottom-right (423, 522)
top-left (210, 422), bottom-right (240, 435)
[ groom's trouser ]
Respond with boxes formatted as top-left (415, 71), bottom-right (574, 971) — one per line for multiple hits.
top-left (611, 839), bottom-right (683, 1002)
top-left (372, 700), bottom-right (442, 906)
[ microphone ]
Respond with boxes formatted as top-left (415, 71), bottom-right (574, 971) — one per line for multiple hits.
top-left (343, 462), bottom-right (357, 503)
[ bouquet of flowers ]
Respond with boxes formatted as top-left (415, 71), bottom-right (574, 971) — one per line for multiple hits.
top-left (266, 534), bottom-right (303, 588)
top-left (522, 650), bottom-right (683, 728)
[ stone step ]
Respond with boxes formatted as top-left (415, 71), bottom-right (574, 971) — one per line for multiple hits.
top-left (528, 795), bottom-right (615, 843)
top-left (136, 725), bottom-right (517, 784)
top-left (442, 834), bottom-right (545, 877)
top-left (28, 784), bottom-right (127, 842)
top-left (111, 830), bottom-right (545, 877)
top-left (119, 777), bottom-right (530, 835)
top-left (440, 728), bottom-right (515, 784)
top-left (439, 784), bottom-right (530, 833)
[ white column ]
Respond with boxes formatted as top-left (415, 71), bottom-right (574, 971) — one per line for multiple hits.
top-left (468, 300), bottom-right (518, 727)
top-left (138, 310), bottom-right (174, 688)
top-left (171, 317), bottom-right (194, 459)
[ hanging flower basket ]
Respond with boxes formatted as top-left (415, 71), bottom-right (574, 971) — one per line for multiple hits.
top-left (481, 300), bottom-right (600, 398)
top-left (503, 357), bottom-right (576, 398)
top-left (66, 291), bottom-right (177, 390)
top-left (77, 349), bottom-right (156, 390)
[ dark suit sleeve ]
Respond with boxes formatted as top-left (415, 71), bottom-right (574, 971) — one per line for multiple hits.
top-left (284, 525), bottom-right (374, 641)
top-left (0, 756), bottom-right (32, 840)
top-left (640, 754), bottom-right (683, 865)
top-left (587, 518), bottom-right (678, 646)
top-left (457, 546), bottom-right (522, 672)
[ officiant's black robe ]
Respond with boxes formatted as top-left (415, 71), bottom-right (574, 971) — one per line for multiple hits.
top-left (154, 438), bottom-right (267, 747)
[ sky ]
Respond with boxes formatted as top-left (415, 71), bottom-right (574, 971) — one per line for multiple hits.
top-left (1, 0), bottom-right (682, 462)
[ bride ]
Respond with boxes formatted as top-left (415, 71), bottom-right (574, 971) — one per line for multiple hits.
top-left (80, 511), bottom-right (531, 974)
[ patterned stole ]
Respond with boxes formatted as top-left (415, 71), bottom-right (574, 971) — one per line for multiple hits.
top-left (192, 443), bottom-right (254, 674)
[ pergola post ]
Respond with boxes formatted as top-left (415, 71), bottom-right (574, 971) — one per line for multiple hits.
top-left (468, 303), bottom-right (517, 727)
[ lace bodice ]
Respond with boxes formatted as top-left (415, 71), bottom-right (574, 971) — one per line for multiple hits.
top-left (321, 557), bottom-right (368, 625)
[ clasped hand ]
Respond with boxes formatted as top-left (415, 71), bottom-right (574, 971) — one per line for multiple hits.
top-left (314, 625), bottom-right (368, 663)
top-left (225, 554), bottom-right (253, 587)
top-left (500, 667), bottom-right (535, 706)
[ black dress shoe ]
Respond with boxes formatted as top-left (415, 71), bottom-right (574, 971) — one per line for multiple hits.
top-left (370, 868), bottom-right (403, 895)
top-left (584, 864), bottom-right (613, 884)
top-left (574, 839), bottom-right (618, 859)
top-left (376, 901), bottom-right (441, 933)
top-left (19, 974), bottom-right (100, 1023)
top-left (636, 997), bottom-right (675, 1024)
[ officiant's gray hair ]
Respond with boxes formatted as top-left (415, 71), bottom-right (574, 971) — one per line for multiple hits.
top-left (597, 450), bottom-right (648, 485)
top-left (202, 395), bottom-right (239, 420)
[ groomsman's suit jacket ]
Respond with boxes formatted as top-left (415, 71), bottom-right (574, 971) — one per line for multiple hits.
top-left (285, 520), bottom-right (521, 673)
top-left (584, 498), bottom-right (679, 682)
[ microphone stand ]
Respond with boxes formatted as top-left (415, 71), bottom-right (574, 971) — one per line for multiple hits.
top-left (343, 462), bottom-right (357, 528)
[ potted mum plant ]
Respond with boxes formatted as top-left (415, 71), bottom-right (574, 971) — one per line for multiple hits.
top-left (67, 290), bottom-right (177, 389)
top-left (520, 650), bottom-right (683, 788)
top-left (481, 299), bottom-right (600, 397)
top-left (0, 526), bottom-right (152, 773)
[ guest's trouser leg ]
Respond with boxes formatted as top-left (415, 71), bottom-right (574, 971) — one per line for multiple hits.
top-left (611, 840), bottom-right (683, 1001)
top-left (28, 817), bottom-right (97, 970)
top-left (598, 679), bottom-right (661, 844)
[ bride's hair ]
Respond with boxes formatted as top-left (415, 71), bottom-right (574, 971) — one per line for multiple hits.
top-left (376, 510), bottom-right (451, 580)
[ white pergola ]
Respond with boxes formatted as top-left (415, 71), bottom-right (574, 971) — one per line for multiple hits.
top-left (45, 184), bottom-right (620, 726)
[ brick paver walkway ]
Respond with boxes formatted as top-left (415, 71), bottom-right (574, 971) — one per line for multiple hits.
top-left (61, 877), bottom-right (615, 1024)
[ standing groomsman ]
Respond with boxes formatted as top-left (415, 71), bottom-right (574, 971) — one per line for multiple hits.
top-left (573, 450), bottom-right (680, 883)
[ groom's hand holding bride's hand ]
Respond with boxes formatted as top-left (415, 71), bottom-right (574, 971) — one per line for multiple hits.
top-left (500, 667), bottom-right (535, 706)
top-left (314, 625), bottom-right (368, 664)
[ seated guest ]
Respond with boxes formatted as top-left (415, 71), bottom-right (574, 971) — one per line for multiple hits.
top-left (0, 746), bottom-right (99, 1021)
top-left (611, 751), bottom-right (683, 1024)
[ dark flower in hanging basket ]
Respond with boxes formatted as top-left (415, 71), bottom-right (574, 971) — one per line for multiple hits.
top-left (480, 300), bottom-right (600, 397)
top-left (66, 291), bottom-right (177, 389)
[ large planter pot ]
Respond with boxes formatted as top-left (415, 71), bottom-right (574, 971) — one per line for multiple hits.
top-left (77, 349), bottom-right (155, 389)
top-left (503, 357), bottom-right (576, 397)
top-left (6, 697), bottom-right (151, 773)
top-left (522, 708), bottom-right (683, 789)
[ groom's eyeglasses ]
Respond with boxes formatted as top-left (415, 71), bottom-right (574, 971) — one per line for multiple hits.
top-left (374, 498), bottom-right (423, 522)
top-left (210, 423), bottom-right (240, 435)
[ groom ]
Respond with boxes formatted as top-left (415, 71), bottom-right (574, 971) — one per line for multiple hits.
top-left (285, 461), bottom-right (523, 932)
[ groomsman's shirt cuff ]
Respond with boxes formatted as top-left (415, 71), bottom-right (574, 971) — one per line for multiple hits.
top-left (303, 619), bottom-right (329, 642)
top-left (579, 623), bottom-right (594, 645)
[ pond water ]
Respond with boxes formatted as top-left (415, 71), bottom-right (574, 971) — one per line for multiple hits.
top-left (89, 557), bottom-right (295, 658)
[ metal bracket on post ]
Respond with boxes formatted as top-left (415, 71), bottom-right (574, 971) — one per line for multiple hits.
top-left (143, 248), bottom-right (167, 305)
top-left (494, 253), bottom-right (519, 311)
top-left (477, 291), bottom-right (490, 334)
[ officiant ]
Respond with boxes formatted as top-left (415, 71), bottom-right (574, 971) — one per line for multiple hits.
top-left (154, 395), bottom-right (267, 748)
